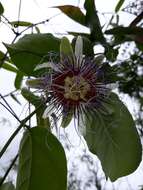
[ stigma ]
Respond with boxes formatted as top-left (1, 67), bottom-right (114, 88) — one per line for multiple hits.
top-left (64, 75), bottom-right (90, 102)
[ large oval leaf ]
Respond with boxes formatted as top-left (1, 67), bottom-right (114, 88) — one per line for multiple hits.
top-left (16, 127), bottom-right (67, 190)
top-left (84, 93), bottom-right (142, 181)
top-left (5, 34), bottom-right (60, 76)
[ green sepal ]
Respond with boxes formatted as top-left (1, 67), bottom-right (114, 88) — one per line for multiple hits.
top-left (61, 111), bottom-right (73, 128)
top-left (26, 78), bottom-right (45, 89)
top-left (60, 37), bottom-right (74, 61)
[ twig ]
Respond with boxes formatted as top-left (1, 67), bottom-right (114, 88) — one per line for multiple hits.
top-left (2, 90), bottom-right (18, 98)
top-left (130, 12), bottom-right (143, 27)
top-left (0, 154), bottom-right (19, 186)
top-left (0, 94), bottom-right (21, 123)
top-left (0, 107), bottom-right (39, 159)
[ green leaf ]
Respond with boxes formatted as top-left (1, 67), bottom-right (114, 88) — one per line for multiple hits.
top-left (84, 93), bottom-right (142, 181)
top-left (2, 62), bottom-right (18, 73)
top-left (10, 21), bottom-right (33, 27)
top-left (84, 0), bottom-right (105, 43)
top-left (115, 0), bottom-right (125, 13)
top-left (16, 127), bottom-right (67, 190)
top-left (0, 50), bottom-right (19, 72)
top-left (105, 26), bottom-right (143, 45)
top-left (5, 33), bottom-right (60, 76)
top-left (9, 21), bottom-right (40, 33)
top-left (137, 43), bottom-right (143, 51)
top-left (55, 5), bottom-right (86, 26)
top-left (0, 182), bottom-right (15, 190)
top-left (0, 50), bottom-right (5, 60)
top-left (14, 71), bottom-right (24, 89)
top-left (105, 26), bottom-right (143, 36)
top-left (0, 2), bottom-right (4, 15)
top-left (105, 46), bottom-right (119, 62)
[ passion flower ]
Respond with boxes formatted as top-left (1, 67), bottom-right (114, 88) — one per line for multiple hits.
top-left (26, 36), bottom-right (110, 131)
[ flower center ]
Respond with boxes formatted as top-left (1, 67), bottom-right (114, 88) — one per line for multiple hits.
top-left (64, 75), bottom-right (90, 101)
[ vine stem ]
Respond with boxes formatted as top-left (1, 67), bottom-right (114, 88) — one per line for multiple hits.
top-left (0, 107), bottom-right (40, 159)
top-left (0, 154), bottom-right (19, 186)
top-left (0, 94), bottom-right (21, 123)
top-left (0, 104), bottom-right (44, 186)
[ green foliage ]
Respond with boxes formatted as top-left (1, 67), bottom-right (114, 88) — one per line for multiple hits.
top-left (116, 52), bottom-right (143, 100)
top-left (115, 0), bottom-right (125, 13)
top-left (0, 50), bottom-right (5, 62)
top-left (10, 21), bottom-right (33, 27)
top-left (14, 71), bottom-right (24, 89)
top-left (84, 93), bottom-right (142, 181)
top-left (105, 46), bottom-right (119, 62)
top-left (10, 21), bottom-right (40, 33)
top-left (56, 1), bottom-right (105, 43)
top-left (0, 182), bottom-right (15, 190)
top-left (0, 2), bottom-right (4, 15)
top-left (105, 26), bottom-right (143, 36)
top-left (16, 127), bottom-right (67, 190)
top-left (56, 5), bottom-right (86, 26)
top-left (5, 34), bottom-right (60, 76)
top-left (84, 0), bottom-right (105, 43)
top-left (1, 62), bottom-right (18, 73)
top-left (105, 26), bottom-right (143, 45)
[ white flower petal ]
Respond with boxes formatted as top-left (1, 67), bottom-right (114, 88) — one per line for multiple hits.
top-left (42, 104), bottom-right (55, 118)
top-left (75, 36), bottom-right (83, 65)
top-left (78, 111), bottom-right (86, 136)
top-left (34, 62), bottom-right (60, 72)
top-left (106, 83), bottom-right (119, 90)
top-left (34, 62), bottom-right (52, 71)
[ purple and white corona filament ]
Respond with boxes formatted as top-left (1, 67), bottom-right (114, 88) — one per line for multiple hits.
top-left (26, 36), bottom-right (110, 129)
